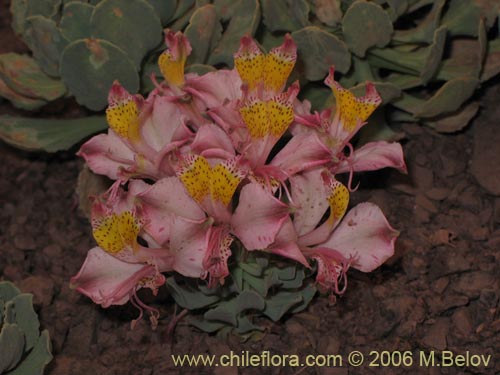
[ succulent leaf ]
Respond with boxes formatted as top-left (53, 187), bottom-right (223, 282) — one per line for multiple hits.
top-left (9, 0), bottom-right (28, 35)
top-left (23, 15), bottom-right (68, 77)
top-left (414, 77), bottom-right (480, 118)
top-left (60, 38), bottom-right (139, 111)
top-left (0, 115), bottom-right (108, 152)
top-left (420, 25), bottom-right (447, 84)
top-left (207, 0), bottom-right (260, 67)
top-left (59, 1), bottom-right (94, 41)
top-left (90, 0), bottom-right (163, 69)
top-left (311, 0), bottom-right (343, 27)
top-left (261, 0), bottom-right (310, 32)
top-left (26, 0), bottom-right (61, 19)
top-left (0, 53), bottom-right (66, 101)
top-left (147, 0), bottom-right (177, 25)
top-left (0, 281), bottom-right (52, 375)
top-left (292, 26), bottom-right (351, 80)
top-left (0, 78), bottom-right (47, 111)
top-left (185, 5), bottom-right (222, 65)
top-left (342, 1), bottom-right (393, 58)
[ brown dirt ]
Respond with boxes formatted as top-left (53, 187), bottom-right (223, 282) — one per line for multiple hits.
top-left (1, 2), bottom-right (500, 374)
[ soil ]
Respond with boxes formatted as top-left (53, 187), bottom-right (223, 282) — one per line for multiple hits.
top-left (1, 1), bottom-right (500, 374)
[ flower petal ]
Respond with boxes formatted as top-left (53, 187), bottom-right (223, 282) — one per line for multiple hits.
top-left (268, 218), bottom-right (309, 267)
top-left (320, 202), bottom-right (399, 272)
top-left (232, 182), bottom-right (289, 250)
top-left (325, 67), bottom-right (381, 133)
top-left (271, 132), bottom-right (332, 176)
top-left (234, 35), bottom-right (265, 91)
top-left (130, 178), bottom-right (205, 245)
top-left (264, 34), bottom-right (296, 93)
top-left (335, 141), bottom-right (407, 174)
top-left (70, 247), bottom-right (165, 308)
top-left (158, 30), bottom-right (192, 87)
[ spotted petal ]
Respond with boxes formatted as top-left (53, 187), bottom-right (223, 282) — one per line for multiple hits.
top-left (232, 182), bottom-right (290, 250)
top-left (70, 247), bottom-right (166, 308)
top-left (335, 141), bottom-right (407, 174)
top-left (320, 202), bottom-right (399, 272)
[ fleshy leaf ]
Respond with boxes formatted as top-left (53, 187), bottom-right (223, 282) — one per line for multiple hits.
top-left (60, 38), bottom-right (139, 111)
top-left (342, 1), bottom-right (393, 57)
top-left (0, 115), bottom-right (107, 153)
top-left (185, 5), bottom-right (222, 65)
top-left (292, 26), bottom-right (351, 80)
top-left (59, 1), bottom-right (94, 41)
top-left (91, 0), bottom-right (162, 69)
top-left (261, 0), bottom-right (310, 32)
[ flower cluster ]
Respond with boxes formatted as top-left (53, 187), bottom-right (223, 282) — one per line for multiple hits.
top-left (72, 30), bottom-right (406, 327)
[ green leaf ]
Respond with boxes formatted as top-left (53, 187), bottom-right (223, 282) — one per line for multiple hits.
top-left (26, 0), bottom-right (61, 19)
top-left (0, 78), bottom-right (47, 111)
top-left (60, 38), bottom-right (139, 111)
top-left (0, 323), bottom-right (25, 373)
top-left (312, 0), bottom-right (343, 27)
top-left (261, 0), bottom-right (310, 32)
top-left (357, 110), bottom-right (405, 144)
top-left (0, 115), bottom-right (108, 152)
top-left (385, 0), bottom-right (408, 21)
top-left (147, 0), bottom-right (177, 25)
top-left (207, 0), bottom-right (260, 67)
top-left (185, 5), bottom-right (222, 65)
top-left (60, 1), bottom-right (94, 41)
top-left (165, 278), bottom-right (220, 310)
top-left (7, 330), bottom-right (53, 375)
top-left (392, 0), bottom-right (445, 44)
top-left (292, 26), bottom-right (351, 81)
top-left (342, 1), bottom-right (393, 57)
top-left (0, 53), bottom-right (66, 101)
top-left (10, 0), bottom-right (28, 35)
top-left (10, 294), bottom-right (40, 351)
top-left (420, 25), bottom-right (447, 84)
top-left (23, 16), bottom-right (68, 77)
top-left (385, 73), bottom-right (422, 90)
top-left (91, 0), bottom-right (163, 69)
top-left (262, 291), bottom-right (303, 321)
top-left (425, 101), bottom-right (480, 133)
top-left (414, 77), bottom-right (479, 118)
top-left (290, 284), bottom-right (317, 313)
top-left (482, 39), bottom-right (500, 82)
top-left (0, 281), bottom-right (21, 302)
top-left (204, 291), bottom-right (265, 326)
top-left (299, 84), bottom-right (332, 111)
top-left (441, 0), bottom-right (481, 37)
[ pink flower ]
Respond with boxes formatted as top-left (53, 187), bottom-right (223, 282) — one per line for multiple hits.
top-left (78, 82), bottom-right (193, 181)
top-left (273, 67), bottom-right (407, 185)
top-left (288, 168), bottom-right (399, 294)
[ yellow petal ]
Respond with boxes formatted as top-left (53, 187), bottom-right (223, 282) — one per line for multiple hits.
top-left (210, 160), bottom-right (245, 206)
top-left (327, 180), bottom-right (349, 224)
top-left (93, 211), bottom-right (140, 254)
top-left (239, 99), bottom-right (269, 139)
top-left (234, 36), bottom-right (265, 91)
top-left (263, 35), bottom-right (296, 93)
top-left (178, 155), bottom-right (211, 203)
top-left (158, 50), bottom-right (186, 87)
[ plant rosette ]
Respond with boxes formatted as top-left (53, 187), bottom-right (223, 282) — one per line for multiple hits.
top-left (72, 30), bottom-right (407, 334)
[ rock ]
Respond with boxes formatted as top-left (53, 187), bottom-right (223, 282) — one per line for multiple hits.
top-left (416, 193), bottom-right (439, 213)
top-left (421, 318), bottom-right (450, 350)
top-left (471, 111), bottom-right (500, 195)
top-left (13, 234), bottom-right (37, 250)
top-left (18, 275), bottom-right (55, 307)
top-left (453, 272), bottom-right (499, 298)
top-left (451, 308), bottom-right (474, 336)
top-left (425, 187), bottom-right (451, 201)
